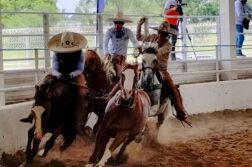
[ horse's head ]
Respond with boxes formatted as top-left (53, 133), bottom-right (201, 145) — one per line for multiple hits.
top-left (141, 47), bottom-right (158, 87)
top-left (119, 64), bottom-right (138, 101)
top-left (84, 49), bottom-right (102, 75)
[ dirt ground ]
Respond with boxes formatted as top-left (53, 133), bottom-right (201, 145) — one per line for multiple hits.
top-left (1, 109), bottom-right (252, 167)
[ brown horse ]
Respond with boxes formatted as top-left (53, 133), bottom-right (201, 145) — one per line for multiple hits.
top-left (86, 64), bottom-right (151, 167)
top-left (84, 49), bottom-right (118, 96)
top-left (19, 78), bottom-right (89, 165)
top-left (83, 49), bottom-right (119, 134)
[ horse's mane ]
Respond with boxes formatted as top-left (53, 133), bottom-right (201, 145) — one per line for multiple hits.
top-left (142, 47), bottom-right (158, 55)
top-left (85, 49), bottom-right (102, 68)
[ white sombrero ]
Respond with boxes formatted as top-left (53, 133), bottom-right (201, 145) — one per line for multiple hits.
top-left (48, 31), bottom-right (87, 53)
top-left (106, 11), bottom-right (133, 23)
top-left (150, 21), bottom-right (178, 35)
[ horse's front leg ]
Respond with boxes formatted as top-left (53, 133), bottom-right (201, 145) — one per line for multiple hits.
top-left (116, 135), bottom-right (135, 161)
top-left (42, 127), bottom-right (62, 156)
top-left (96, 131), bottom-right (128, 167)
top-left (27, 138), bottom-right (41, 161)
top-left (25, 126), bottom-right (35, 161)
top-left (157, 101), bottom-right (169, 129)
top-left (92, 112), bottom-right (104, 136)
top-left (86, 131), bottom-right (110, 167)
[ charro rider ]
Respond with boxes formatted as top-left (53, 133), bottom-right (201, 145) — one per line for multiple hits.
top-left (104, 18), bottom-right (188, 122)
top-left (104, 11), bottom-right (141, 78)
top-left (137, 17), bottom-right (188, 121)
top-left (22, 31), bottom-right (87, 134)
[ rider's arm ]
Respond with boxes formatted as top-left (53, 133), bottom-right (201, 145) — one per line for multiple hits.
top-left (235, 1), bottom-right (246, 17)
top-left (136, 19), bottom-right (144, 41)
top-left (128, 29), bottom-right (140, 48)
top-left (69, 52), bottom-right (84, 78)
top-left (244, 4), bottom-right (252, 16)
top-left (52, 54), bottom-right (62, 77)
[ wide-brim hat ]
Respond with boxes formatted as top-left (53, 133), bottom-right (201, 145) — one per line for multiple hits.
top-left (106, 11), bottom-right (133, 23)
top-left (48, 31), bottom-right (87, 53)
top-left (150, 21), bottom-right (178, 35)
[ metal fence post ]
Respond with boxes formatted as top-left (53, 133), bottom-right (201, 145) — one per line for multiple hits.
top-left (34, 49), bottom-right (39, 83)
top-left (96, 13), bottom-right (104, 56)
top-left (43, 13), bottom-right (50, 68)
top-left (0, 8), bottom-right (5, 106)
top-left (215, 45), bottom-right (220, 82)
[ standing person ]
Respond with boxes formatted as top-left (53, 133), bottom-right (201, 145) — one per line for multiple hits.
top-left (104, 11), bottom-right (141, 77)
top-left (137, 17), bottom-right (187, 121)
top-left (164, 0), bottom-right (182, 60)
top-left (235, 0), bottom-right (252, 57)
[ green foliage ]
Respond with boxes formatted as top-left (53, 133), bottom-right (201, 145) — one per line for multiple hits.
top-left (0, 0), bottom-right (58, 28)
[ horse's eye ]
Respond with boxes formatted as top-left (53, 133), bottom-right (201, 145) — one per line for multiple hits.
top-left (142, 60), bottom-right (146, 64)
top-left (153, 59), bottom-right (157, 65)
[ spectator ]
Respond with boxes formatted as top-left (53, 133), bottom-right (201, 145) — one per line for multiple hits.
top-left (235, 0), bottom-right (252, 57)
top-left (164, 0), bottom-right (181, 60)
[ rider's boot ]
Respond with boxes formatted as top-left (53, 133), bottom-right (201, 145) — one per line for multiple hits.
top-left (158, 71), bottom-right (188, 121)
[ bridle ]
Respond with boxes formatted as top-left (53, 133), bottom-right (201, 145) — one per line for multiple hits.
top-left (115, 64), bottom-right (138, 108)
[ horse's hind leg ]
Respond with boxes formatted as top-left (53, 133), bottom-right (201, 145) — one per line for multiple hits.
top-left (157, 102), bottom-right (169, 129)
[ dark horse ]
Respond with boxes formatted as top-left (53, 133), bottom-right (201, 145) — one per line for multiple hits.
top-left (83, 49), bottom-right (118, 134)
top-left (19, 78), bottom-right (89, 166)
top-left (86, 64), bottom-right (151, 167)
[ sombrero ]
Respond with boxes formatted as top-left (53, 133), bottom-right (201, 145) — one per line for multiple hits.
top-left (48, 31), bottom-right (87, 53)
top-left (150, 21), bottom-right (178, 35)
top-left (106, 11), bottom-right (133, 23)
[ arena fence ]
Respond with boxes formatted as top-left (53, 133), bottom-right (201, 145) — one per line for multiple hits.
top-left (0, 12), bottom-right (252, 105)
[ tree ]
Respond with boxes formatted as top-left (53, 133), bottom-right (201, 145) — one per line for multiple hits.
top-left (0, 0), bottom-right (58, 28)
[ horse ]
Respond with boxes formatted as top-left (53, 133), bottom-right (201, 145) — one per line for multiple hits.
top-left (83, 49), bottom-right (119, 135)
top-left (138, 47), bottom-right (170, 131)
top-left (19, 78), bottom-right (89, 165)
top-left (86, 64), bottom-right (151, 167)
top-left (84, 49), bottom-right (118, 96)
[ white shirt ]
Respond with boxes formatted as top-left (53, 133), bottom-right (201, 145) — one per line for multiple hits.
top-left (235, 0), bottom-right (252, 25)
top-left (104, 27), bottom-right (140, 56)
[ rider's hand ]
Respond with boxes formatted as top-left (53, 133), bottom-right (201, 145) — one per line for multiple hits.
top-left (248, 13), bottom-right (252, 19)
top-left (138, 17), bottom-right (147, 25)
top-left (137, 46), bottom-right (142, 54)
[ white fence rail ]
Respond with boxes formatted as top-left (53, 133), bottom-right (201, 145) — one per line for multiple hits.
top-left (1, 12), bottom-right (252, 105)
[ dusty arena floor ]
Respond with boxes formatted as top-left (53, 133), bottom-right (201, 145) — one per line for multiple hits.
top-left (1, 109), bottom-right (252, 167)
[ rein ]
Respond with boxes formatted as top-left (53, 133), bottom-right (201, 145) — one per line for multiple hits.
top-left (69, 81), bottom-right (98, 97)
